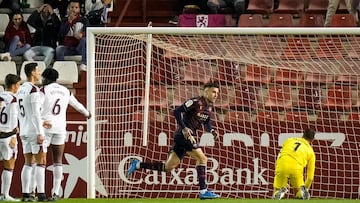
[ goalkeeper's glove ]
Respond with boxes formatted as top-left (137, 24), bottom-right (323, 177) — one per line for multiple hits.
top-left (211, 129), bottom-right (218, 140)
top-left (182, 127), bottom-right (196, 144)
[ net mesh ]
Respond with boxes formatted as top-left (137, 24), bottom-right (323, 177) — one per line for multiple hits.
top-left (92, 31), bottom-right (360, 198)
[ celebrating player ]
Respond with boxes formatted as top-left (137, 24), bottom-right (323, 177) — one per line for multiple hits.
top-left (127, 82), bottom-right (220, 199)
top-left (0, 74), bottom-right (21, 201)
top-left (272, 128), bottom-right (316, 200)
top-left (17, 62), bottom-right (48, 202)
top-left (40, 68), bottom-right (91, 200)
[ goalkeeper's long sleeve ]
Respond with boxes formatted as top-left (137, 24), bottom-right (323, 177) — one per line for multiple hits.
top-left (305, 153), bottom-right (316, 189)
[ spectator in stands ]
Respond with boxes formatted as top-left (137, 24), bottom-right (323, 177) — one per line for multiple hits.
top-left (0, 0), bottom-right (21, 13)
top-left (169, 0), bottom-right (209, 25)
top-left (324, 0), bottom-right (360, 26)
top-left (23, 3), bottom-right (61, 68)
top-left (45, 0), bottom-right (71, 18)
top-left (85, 0), bottom-right (112, 26)
top-left (4, 11), bottom-right (31, 58)
top-left (56, 0), bottom-right (89, 71)
top-left (207, 0), bottom-right (247, 17)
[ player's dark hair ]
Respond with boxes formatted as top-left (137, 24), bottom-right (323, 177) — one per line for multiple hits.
top-left (5, 74), bottom-right (21, 89)
top-left (24, 62), bottom-right (38, 78)
top-left (303, 128), bottom-right (315, 141)
top-left (203, 82), bottom-right (219, 89)
top-left (42, 68), bottom-right (59, 85)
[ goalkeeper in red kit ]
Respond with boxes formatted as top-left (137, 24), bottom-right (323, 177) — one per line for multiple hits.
top-left (127, 82), bottom-right (220, 199)
top-left (273, 128), bottom-right (316, 200)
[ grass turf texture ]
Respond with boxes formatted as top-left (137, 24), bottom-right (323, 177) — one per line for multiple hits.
top-left (21, 198), bottom-right (358, 203)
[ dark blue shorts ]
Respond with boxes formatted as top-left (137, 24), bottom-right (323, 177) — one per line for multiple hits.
top-left (172, 131), bottom-right (199, 160)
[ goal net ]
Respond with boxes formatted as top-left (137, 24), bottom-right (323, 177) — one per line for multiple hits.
top-left (87, 27), bottom-right (360, 199)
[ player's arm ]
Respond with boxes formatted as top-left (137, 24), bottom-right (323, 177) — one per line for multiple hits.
top-left (173, 100), bottom-right (195, 143)
top-left (68, 92), bottom-right (91, 118)
top-left (204, 119), bottom-right (218, 140)
top-left (305, 151), bottom-right (316, 189)
top-left (30, 90), bottom-right (45, 141)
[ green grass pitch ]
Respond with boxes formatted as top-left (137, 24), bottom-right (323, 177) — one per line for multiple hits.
top-left (16, 198), bottom-right (356, 203)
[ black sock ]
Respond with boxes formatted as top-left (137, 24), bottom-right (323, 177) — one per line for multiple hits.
top-left (140, 162), bottom-right (165, 171)
top-left (196, 165), bottom-right (207, 190)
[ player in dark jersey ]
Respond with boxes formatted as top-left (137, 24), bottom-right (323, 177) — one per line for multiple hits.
top-left (126, 82), bottom-right (220, 199)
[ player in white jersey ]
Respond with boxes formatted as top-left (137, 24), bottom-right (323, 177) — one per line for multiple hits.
top-left (0, 74), bottom-right (21, 202)
top-left (40, 68), bottom-right (90, 200)
top-left (16, 62), bottom-right (50, 202)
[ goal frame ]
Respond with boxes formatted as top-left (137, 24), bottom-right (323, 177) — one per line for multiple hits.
top-left (86, 27), bottom-right (360, 198)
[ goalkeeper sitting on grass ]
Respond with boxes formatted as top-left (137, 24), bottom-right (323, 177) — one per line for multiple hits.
top-left (273, 128), bottom-right (316, 200)
top-left (127, 82), bottom-right (220, 200)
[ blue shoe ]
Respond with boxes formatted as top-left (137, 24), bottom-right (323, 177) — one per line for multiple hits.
top-left (126, 159), bottom-right (139, 177)
top-left (199, 190), bottom-right (220, 199)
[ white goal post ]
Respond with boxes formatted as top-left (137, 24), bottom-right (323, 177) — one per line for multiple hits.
top-left (87, 27), bottom-right (360, 199)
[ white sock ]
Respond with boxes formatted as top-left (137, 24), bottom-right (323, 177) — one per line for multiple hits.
top-left (200, 189), bottom-right (207, 194)
top-left (52, 164), bottom-right (63, 195)
top-left (35, 165), bottom-right (45, 193)
top-left (21, 165), bottom-right (33, 193)
top-left (1, 169), bottom-right (13, 197)
top-left (29, 163), bottom-right (36, 194)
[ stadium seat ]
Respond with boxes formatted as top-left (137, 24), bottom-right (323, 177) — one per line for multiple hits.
top-left (268, 14), bottom-right (294, 27)
top-left (230, 85), bottom-right (259, 111)
top-left (255, 111), bottom-right (280, 124)
top-left (348, 112), bottom-right (360, 122)
top-left (282, 38), bottom-right (312, 60)
top-left (275, 0), bottom-right (305, 15)
top-left (181, 60), bottom-right (213, 85)
top-left (0, 13), bottom-right (9, 38)
top-left (347, 37), bottom-right (360, 59)
top-left (330, 14), bottom-right (357, 27)
top-left (237, 14), bottom-right (264, 27)
top-left (274, 67), bottom-right (304, 86)
top-left (223, 110), bottom-right (251, 123)
top-left (172, 84), bottom-right (200, 107)
top-left (52, 61), bottom-right (79, 85)
top-left (247, 0), bottom-right (274, 14)
top-left (305, 0), bottom-right (328, 14)
top-left (305, 71), bottom-right (334, 85)
top-left (214, 60), bottom-right (241, 85)
top-left (297, 85), bottom-right (322, 110)
top-left (315, 37), bottom-right (345, 60)
top-left (335, 62), bottom-right (360, 85)
top-left (20, 61), bottom-right (46, 82)
top-left (243, 64), bottom-right (272, 85)
top-left (316, 111), bottom-right (343, 124)
top-left (284, 111), bottom-right (309, 122)
top-left (0, 61), bottom-right (17, 85)
top-left (265, 85), bottom-right (293, 111)
top-left (140, 85), bottom-right (169, 109)
top-left (255, 36), bottom-right (283, 58)
top-left (299, 14), bottom-right (325, 27)
top-left (322, 85), bottom-right (353, 111)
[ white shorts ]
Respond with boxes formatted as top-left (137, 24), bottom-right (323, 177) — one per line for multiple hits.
top-left (0, 135), bottom-right (18, 160)
top-left (45, 133), bottom-right (66, 146)
top-left (20, 135), bottom-right (48, 154)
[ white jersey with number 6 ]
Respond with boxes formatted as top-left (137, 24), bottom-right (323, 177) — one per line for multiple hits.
top-left (40, 83), bottom-right (89, 134)
top-left (0, 91), bottom-right (18, 132)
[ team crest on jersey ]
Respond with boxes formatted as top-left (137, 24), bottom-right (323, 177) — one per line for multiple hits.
top-left (185, 99), bottom-right (193, 107)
